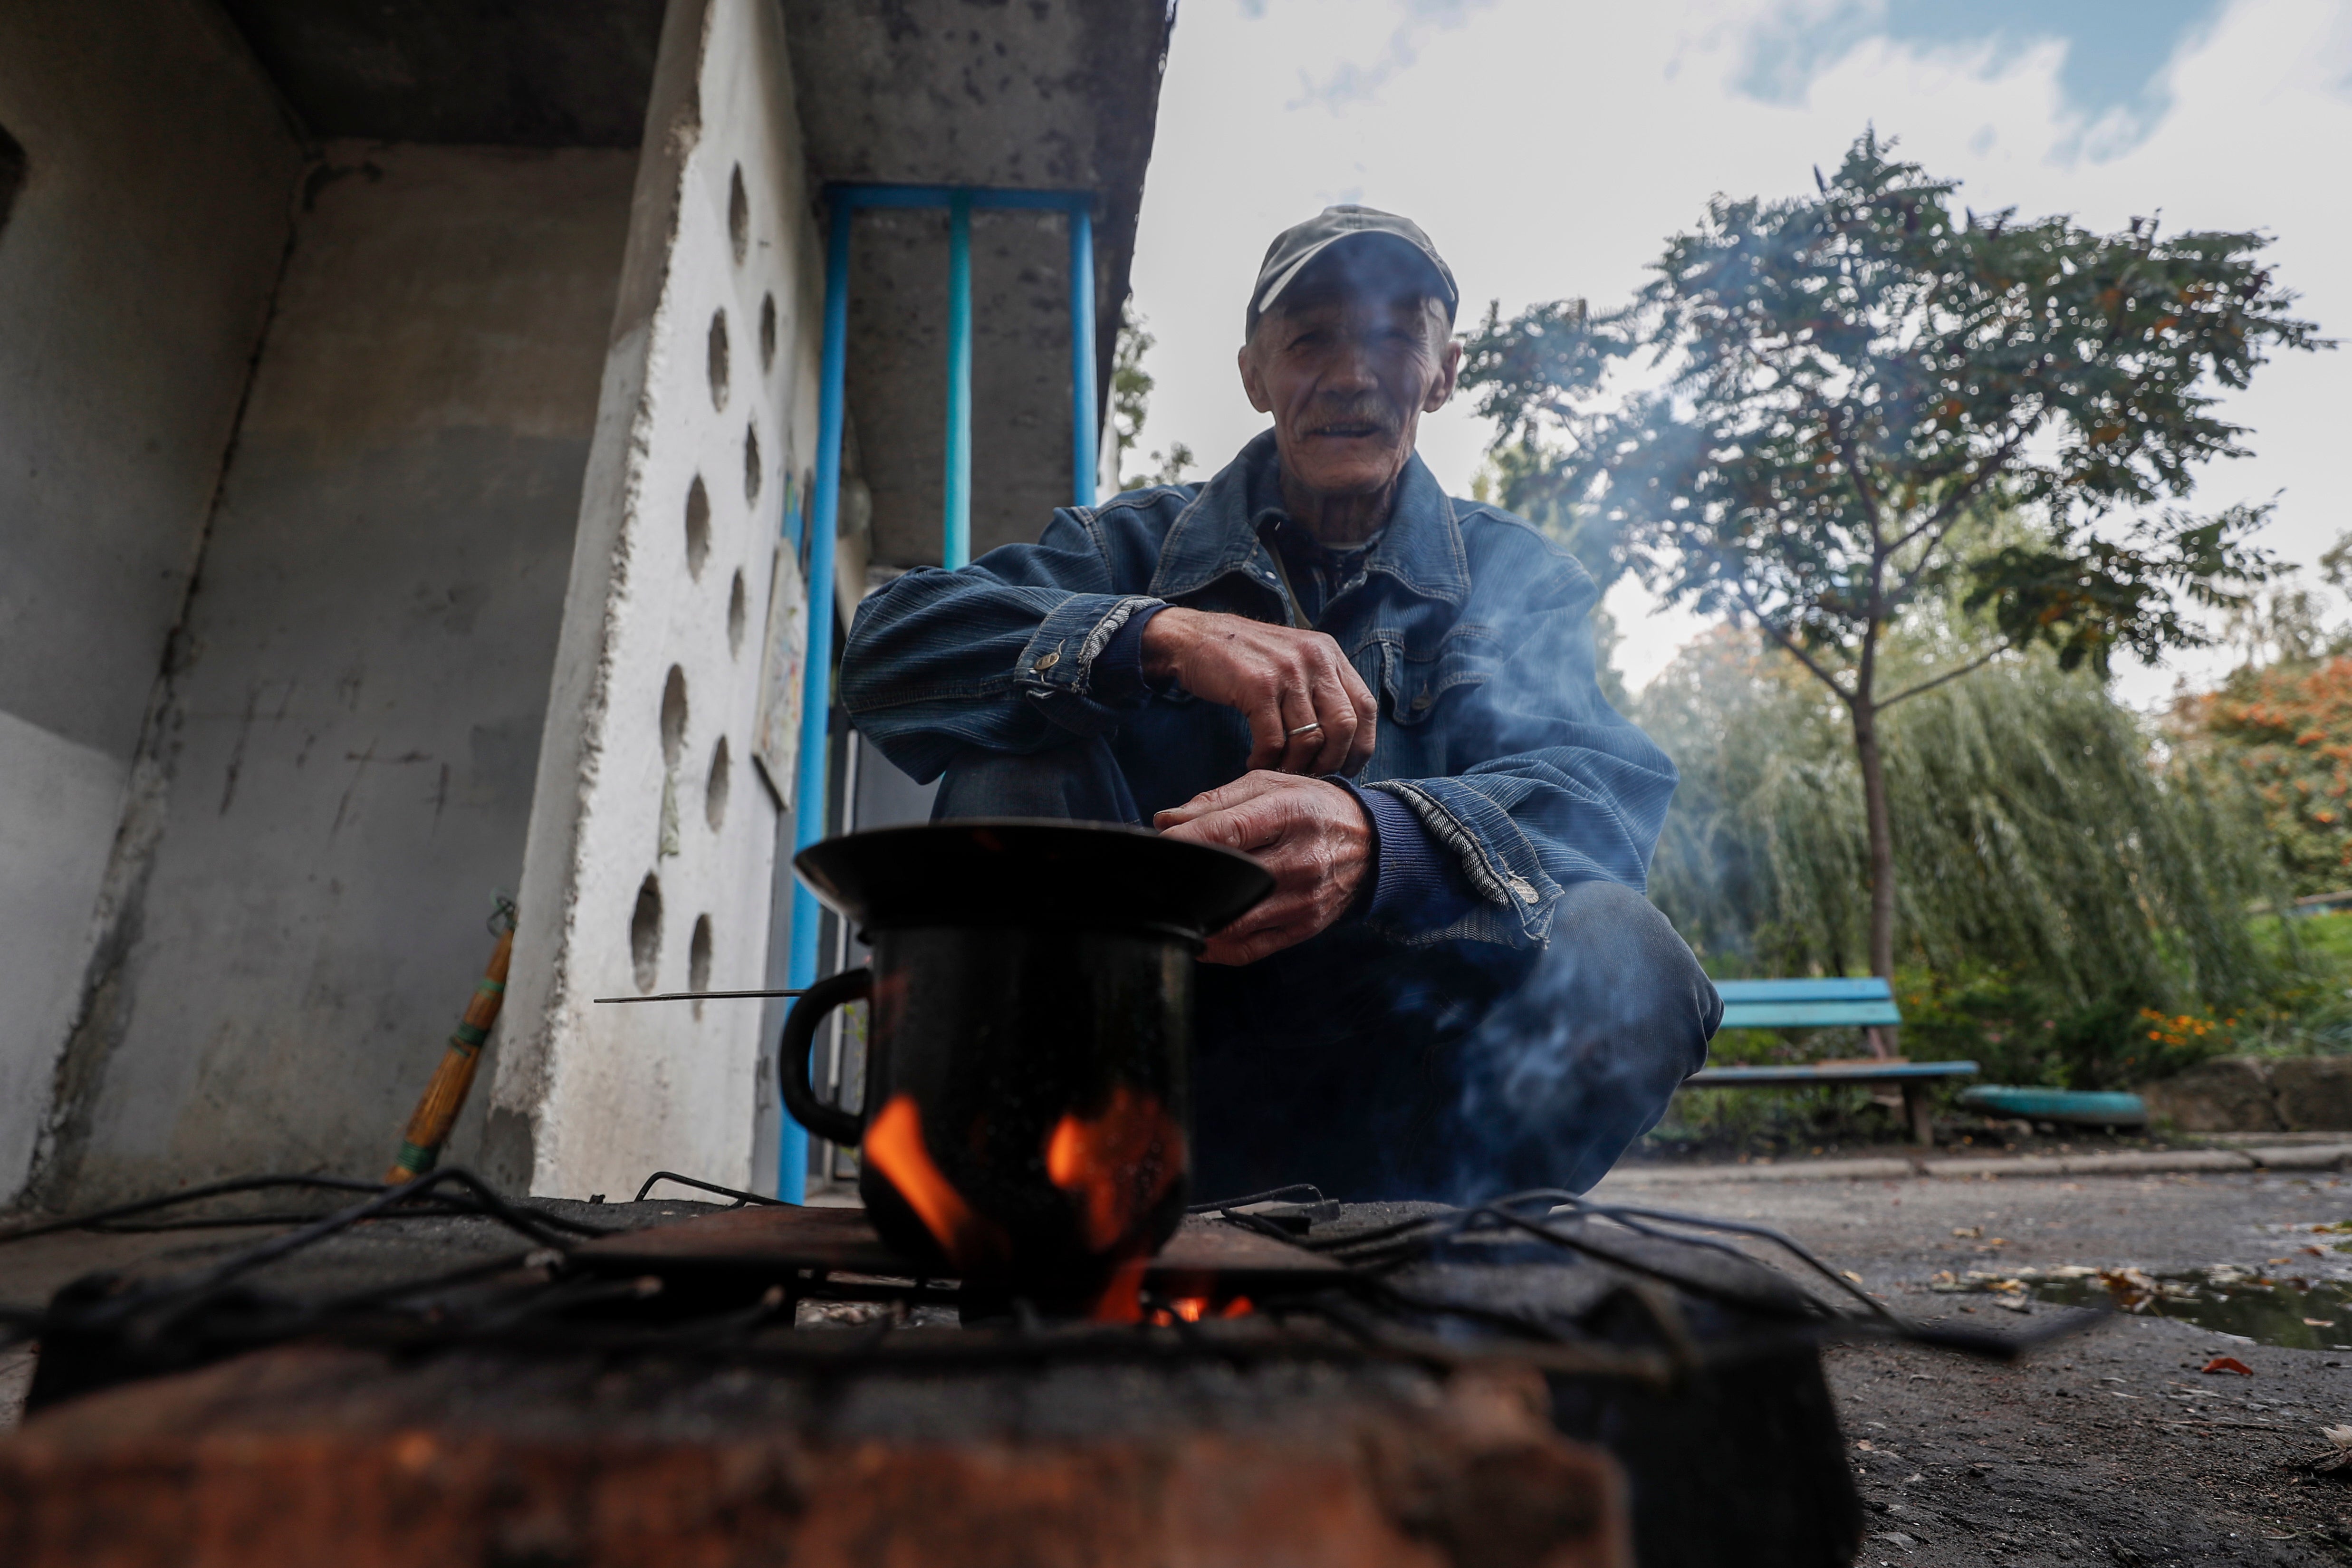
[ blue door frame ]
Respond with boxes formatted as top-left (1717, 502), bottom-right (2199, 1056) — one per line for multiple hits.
top-left (777, 183), bottom-right (1101, 1199)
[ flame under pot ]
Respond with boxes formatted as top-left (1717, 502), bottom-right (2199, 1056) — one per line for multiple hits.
top-left (858, 925), bottom-right (1192, 1296)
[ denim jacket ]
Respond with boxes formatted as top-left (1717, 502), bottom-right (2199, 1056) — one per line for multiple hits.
top-left (841, 431), bottom-right (1679, 950)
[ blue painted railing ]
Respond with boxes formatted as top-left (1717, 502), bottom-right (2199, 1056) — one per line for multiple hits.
top-left (777, 183), bottom-right (1102, 1199)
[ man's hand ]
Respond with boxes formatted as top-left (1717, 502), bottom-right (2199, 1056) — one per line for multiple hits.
top-left (1141, 607), bottom-right (1377, 776)
top-left (1156, 771), bottom-right (1372, 964)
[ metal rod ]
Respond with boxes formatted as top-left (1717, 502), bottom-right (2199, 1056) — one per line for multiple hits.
top-left (817, 726), bottom-right (863, 1184)
top-left (594, 989), bottom-right (809, 1004)
top-left (780, 191), bottom-right (855, 1203)
top-left (943, 191), bottom-right (973, 570)
top-left (1068, 202), bottom-right (1097, 508)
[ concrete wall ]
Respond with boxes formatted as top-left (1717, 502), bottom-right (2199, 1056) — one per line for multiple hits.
top-left (488, 0), bottom-right (825, 1199)
top-left (34, 144), bottom-right (637, 1206)
top-left (0, 0), bottom-right (300, 1206)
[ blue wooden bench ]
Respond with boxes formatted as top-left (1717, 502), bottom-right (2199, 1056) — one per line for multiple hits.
top-left (1681, 978), bottom-right (1977, 1145)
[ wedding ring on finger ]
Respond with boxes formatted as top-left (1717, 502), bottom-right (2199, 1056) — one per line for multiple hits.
top-left (1288, 721), bottom-right (1325, 737)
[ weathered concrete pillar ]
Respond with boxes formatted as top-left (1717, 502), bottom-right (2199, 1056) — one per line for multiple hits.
top-left (488, 0), bottom-right (826, 1198)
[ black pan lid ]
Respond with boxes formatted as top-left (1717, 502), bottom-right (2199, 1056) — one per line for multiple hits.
top-left (794, 819), bottom-right (1273, 940)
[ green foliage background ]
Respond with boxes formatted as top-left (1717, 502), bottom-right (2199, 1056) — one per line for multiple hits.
top-left (2172, 654), bottom-right (2352, 897)
top-left (1633, 625), bottom-right (2289, 1092)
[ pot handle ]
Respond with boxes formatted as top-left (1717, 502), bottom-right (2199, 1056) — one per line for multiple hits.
top-left (778, 967), bottom-right (871, 1149)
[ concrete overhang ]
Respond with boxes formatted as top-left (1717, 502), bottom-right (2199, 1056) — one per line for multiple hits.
top-left (217, 0), bottom-right (1175, 570)
top-left (778, 0), bottom-right (1174, 566)
top-left (216, 0), bottom-right (670, 147)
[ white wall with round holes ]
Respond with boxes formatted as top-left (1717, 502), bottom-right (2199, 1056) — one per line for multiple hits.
top-left (494, 0), bottom-right (829, 1201)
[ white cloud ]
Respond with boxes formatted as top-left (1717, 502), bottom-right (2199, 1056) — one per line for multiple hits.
top-left (1282, 0), bottom-right (1501, 110)
top-left (1131, 0), bottom-right (2352, 704)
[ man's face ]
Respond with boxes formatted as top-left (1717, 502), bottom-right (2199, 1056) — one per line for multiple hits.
top-left (1238, 243), bottom-right (1463, 500)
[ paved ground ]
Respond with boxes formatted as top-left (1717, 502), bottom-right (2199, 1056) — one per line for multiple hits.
top-left (1584, 1166), bottom-right (2352, 1565)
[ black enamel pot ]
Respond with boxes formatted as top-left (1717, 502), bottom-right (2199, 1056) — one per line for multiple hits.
top-left (778, 819), bottom-right (1273, 1305)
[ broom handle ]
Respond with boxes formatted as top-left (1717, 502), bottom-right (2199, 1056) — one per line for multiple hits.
top-left (387, 924), bottom-right (514, 1182)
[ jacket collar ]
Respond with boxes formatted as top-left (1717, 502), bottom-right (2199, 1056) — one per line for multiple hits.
top-left (1147, 430), bottom-right (1471, 609)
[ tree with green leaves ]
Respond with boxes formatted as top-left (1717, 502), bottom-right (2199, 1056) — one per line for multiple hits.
top-left (1463, 131), bottom-right (2324, 985)
top-left (1106, 312), bottom-right (1196, 491)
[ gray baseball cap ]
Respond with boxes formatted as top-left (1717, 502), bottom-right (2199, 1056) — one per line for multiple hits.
top-left (1246, 205), bottom-right (1459, 338)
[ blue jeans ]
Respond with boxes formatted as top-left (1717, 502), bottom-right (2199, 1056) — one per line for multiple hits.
top-left (934, 742), bottom-right (1721, 1201)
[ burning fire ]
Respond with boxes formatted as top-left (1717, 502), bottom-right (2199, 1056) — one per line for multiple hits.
top-left (861, 1086), bottom-right (1195, 1322)
top-left (1044, 1086), bottom-right (1188, 1323)
top-left (1150, 1295), bottom-right (1253, 1326)
top-left (1044, 1085), bottom-right (1185, 1254)
top-left (862, 1094), bottom-right (1008, 1271)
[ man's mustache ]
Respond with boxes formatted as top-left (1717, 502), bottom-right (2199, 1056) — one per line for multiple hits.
top-left (1300, 400), bottom-right (1400, 439)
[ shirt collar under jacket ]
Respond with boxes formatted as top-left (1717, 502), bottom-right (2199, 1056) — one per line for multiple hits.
top-left (1145, 429), bottom-right (1471, 613)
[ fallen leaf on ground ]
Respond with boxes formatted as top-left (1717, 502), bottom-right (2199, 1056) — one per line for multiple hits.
top-left (2101, 1267), bottom-right (2159, 1310)
top-left (2323, 1424), bottom-right (2352, 1451)
top-left (2202, 1356), bottom-right (2255, 1376)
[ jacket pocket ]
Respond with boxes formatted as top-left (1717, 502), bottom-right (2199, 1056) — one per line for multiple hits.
top-left (1377, 633), bottom-right (1494, 727)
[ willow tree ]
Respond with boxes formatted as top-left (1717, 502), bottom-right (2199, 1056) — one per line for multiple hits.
top-left (1640, 631), bottom-right (2282, 1085)
top-left (1464, 132), bottom-right (2321, 981)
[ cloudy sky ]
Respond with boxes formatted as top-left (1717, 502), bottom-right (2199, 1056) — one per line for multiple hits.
top-left (1123, 0), bottom-right (2352, 702)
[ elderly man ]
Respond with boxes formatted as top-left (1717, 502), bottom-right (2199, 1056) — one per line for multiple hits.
top-left (843, 207), bottom-right (1720, 1200)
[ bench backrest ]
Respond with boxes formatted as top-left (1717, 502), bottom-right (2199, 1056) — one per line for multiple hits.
top-left (1714, 977), bottom-right (1901, 1030)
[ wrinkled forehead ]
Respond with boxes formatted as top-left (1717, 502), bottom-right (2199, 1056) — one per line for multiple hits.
top-left (1264, 238), bottom-right (1448, 326)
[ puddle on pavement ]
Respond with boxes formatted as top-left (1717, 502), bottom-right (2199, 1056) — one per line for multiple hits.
top-left (1936, 1261), bottom-right (2352, 1351)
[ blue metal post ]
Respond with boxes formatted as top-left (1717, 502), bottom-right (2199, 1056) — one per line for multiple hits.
top-left (1067, 202), bottom-right (1097, 507)
top-left (943, 192), bottom-right (973, 569)
top-left (778, 193), bottom-right (854, 1202)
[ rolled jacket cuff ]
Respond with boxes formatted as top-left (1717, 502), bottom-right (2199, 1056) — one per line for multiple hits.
top-left (1090, 600), bottom-right (1171, 709)
top-left (1325, 775), bottom-right (1483, 936)
top-left (1014, 593), bottom-right (1165, 736)
top-left (1361, 778), bottom-right (1560, 949)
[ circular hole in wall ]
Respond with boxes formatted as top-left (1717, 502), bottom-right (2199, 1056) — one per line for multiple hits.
top-left (630, 874), bottom-right (663, 993)
top-left (759, 293), bottom-right (777, 373)
top-left (684, 475), bottom-right (710, 579)
top-left (743, 424), bottom-right (762, 504)
top-left (727, 569), bottom-right (747, 656)
top-left (707, 309), bottom-right (730, 412)
top-left (661, 665), bottom-right (688, 768)
top-left (705, 735), bottom-right (730, 829)
top-left (728, 165), bottom-right (749, 267)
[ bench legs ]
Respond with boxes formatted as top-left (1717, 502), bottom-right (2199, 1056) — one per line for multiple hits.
top-left (1901, 1082), bottom-right (1935, 1146)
